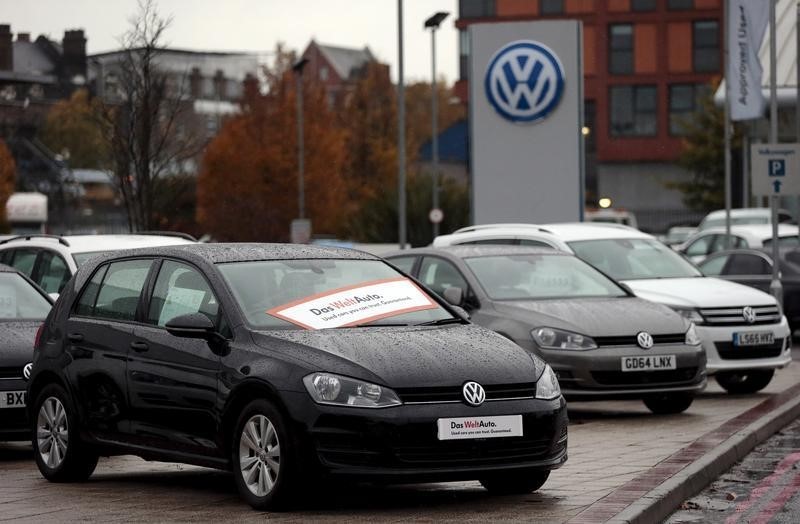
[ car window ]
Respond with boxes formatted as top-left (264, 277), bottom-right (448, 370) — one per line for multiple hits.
top-left (685, 235), bottom-right (712, 257)
top-left (518, 239), bottom-right (554, 247)
top-left (569, 238), bottom-right (702, 280)
top-left (726, 254), bottom-right (771, 276)
top-left (698, 254), bottom-right (728, 276)
top-left (0, 273), bottom-right (51, 320)
top-left (75, 265), bottom-right (108, 317)
top-left (0, 249), bottom-right (11, 265)
top-left (418, 257), bottom-right (469, 298)
top-left (709, 234), bottom-right (746, 253)
top-left (460, 238), bottom-right (516, 246)
top-left (388, 256), bottom-right (417, 275)
top-left (148, 260), bottom-right (220, 327)
top-left (37, 251), bottom-right (71, 294)
top-left (8, 248), bottom-right (39, 277)
top-left (91, 259), bottom-right (153, 321)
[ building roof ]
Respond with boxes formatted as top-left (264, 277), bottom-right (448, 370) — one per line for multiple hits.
top-left (12, 40), bottom-right (53, 76)
top-left (419, 119), bottom-right (468, 164)
top-left (316, 42), bottom-right (374, 80)
top-left (90, 47), bottom-right (259, 81)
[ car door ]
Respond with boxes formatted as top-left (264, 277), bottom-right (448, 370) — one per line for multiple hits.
top-left (65, 258), bottom-right (155, 441)
top-left (417, 255), bottom-right (480, 311)
top-left (721, 253), bottom-right (772, 293)
top-left (127, 259), bottom-right (225, 458)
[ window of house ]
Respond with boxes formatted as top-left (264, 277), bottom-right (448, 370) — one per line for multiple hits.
top-left (669, 84), bottom-right (709, 135)
top-left (631, 0), bottom-right (657, 11)
top-left (609, 24), bottom-right (634, 75)
top-left (668, 0), bottom-right (694, 9)
top-left (459, 0), bottom-right (495, 18)
top-left (693, 21), bottom-right (720, 72)
top-left (319, 66), bottom-right (328, 81)
top-left (540, 0), bottom-right (564, 15)
top-left (609, 85), bottom-right (657, 137)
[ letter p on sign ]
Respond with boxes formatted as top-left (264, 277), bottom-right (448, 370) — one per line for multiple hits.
top-left (769, 159), bottom-right (786, 177)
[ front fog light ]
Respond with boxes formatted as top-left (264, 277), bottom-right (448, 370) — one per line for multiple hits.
top-left (536, 365), bottom-right (561, 400)
top-left (685, 323), bottom-right (701, 346)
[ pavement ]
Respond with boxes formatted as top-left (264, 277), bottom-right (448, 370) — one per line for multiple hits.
top-left (1, 354), bottom-right (800, 522)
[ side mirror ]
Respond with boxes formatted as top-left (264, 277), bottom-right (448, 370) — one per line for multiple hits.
top-left (442, 286), bottom-right (464, 307)
top-left (618, 283), bottom-right (635, 296)
top-left (166, 313), bottom-right (216, 340)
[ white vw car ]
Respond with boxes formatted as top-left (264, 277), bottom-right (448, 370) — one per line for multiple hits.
top-left (434, 223), bottom-right (792, 394)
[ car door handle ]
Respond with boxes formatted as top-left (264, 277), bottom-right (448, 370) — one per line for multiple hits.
top-left (130, 341), bottom-right (149, 353)
top-left (67, 333), bottom-right (84, 343)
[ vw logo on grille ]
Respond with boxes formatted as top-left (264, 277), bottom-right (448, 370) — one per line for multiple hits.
top-left (23, 363), bottom-right (33, 381)
top-left (484, 40), bottom-right (566, 123)
top-left (743, 306), bottom-right (757, 324)
top-left (462, 381), bottom-right (486, 406)
top-left (636, 332), bottom-right (654, 350)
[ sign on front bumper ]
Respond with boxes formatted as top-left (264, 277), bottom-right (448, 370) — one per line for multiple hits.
top-left (0, 391), bottom-right (26, 408)
top-left (437, 415), bottom-right (523, 441)
top-left (734, 331), bottom-right (774, 346)
top-left (621, 355), bottom-right (677, 372)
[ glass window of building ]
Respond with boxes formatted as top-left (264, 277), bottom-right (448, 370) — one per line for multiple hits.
top-left (459, 0), bottom-right (495, 18)
top-left (609, 24), bottom-right (634, 75)
top-left (693, 21), bottom-right (720, 73)
top-left (631, 0), bottom-right (657, 11)
top-left (609, 85), bottom-right (657, 137)
top-left (669, 84), bottom-right (710, 135)
top-left (540, 0), bottom-right (564, 15)
top-left (668, 0), bottom-right (694, 9)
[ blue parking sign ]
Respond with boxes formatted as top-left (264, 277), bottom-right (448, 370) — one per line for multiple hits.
top-left (769, 159), bottom-right (786, 177)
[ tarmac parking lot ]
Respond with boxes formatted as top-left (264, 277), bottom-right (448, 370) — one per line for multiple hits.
top-left (2, 349), bottom-right (799, 523)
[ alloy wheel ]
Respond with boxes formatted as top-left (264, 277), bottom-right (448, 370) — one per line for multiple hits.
top-left (238, 414), bottom-right (281, 497)
top-left (37, 396), bottom-right (69, 469)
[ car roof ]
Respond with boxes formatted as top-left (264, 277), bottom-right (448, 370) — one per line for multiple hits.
top-left (697, 224), bottom-right (799, 239)
top-left (386, 245), bottom-right (571, 258)
top-left (704, 208), bottom-right (774, 219)
top-left (0, 234), bottom-right (196, 253)
top-left (539, 222), bottom-right (654, 241)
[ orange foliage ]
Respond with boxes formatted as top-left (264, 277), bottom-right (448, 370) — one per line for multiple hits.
top-left (0, 140), bottom-right (15, 232)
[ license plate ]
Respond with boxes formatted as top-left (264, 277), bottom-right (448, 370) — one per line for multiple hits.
top-left (733, 331), bottom-right (774, 346)
top-left (0, 391), bottom-right (26, 409)
top-left (621, 355), bottom-right (676, 372)
top-left (437, 415), bottom-right (523, 441)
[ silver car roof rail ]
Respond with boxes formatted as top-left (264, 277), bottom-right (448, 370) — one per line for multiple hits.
top-left (0, 234), bottom-right (71, 247)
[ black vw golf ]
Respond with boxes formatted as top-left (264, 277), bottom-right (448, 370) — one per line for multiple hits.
top-left (28, 244), bottom-right (567, 510)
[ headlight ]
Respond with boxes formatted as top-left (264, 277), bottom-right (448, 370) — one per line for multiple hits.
top-left (536, 365), bottom-right (561, 400)
top-left (303, 372), bottom-right (402, 408)
top-left (685, 323), bottom-right (702, 346)
top-left (532, 327), bottom-right (597, 350)
top-left (671, 307), bottom-right (705, 325)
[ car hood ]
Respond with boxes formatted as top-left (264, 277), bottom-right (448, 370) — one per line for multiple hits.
top-left (491, 297), bottom-right (688, 336)
top-left (251, 324), bottom-right (543, 389)
top-left (621, 277), bottom-right (778, 308)
top-left (0, 321), bottom-right (38, 369)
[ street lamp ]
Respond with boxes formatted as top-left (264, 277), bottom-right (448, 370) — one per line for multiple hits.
top-left (425, 11), bottom-right (449, 239)
top-left (293, 57), bottom-right (309, 221)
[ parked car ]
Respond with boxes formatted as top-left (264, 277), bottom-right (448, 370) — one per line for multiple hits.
top-left (676, 224), bottom-right (799, 264)
top-left (697, 208), bottom-right (795, 231)
top-left (0, 264), bottom-right (53, 442)
top-left (659, 226), bottom-right (696, 247)
top-left (585, 209), bottom-right (638, 229)
top-left (28, 244), bottom-right (567, 510)
top-left (0, 233), bottom-right (196, 296)
top-left (386, 246), bottom-right (706, 414)
top-left (698, 247), bottom-right (800, 333)
top-left (434, 223), bottom-right (792, 394)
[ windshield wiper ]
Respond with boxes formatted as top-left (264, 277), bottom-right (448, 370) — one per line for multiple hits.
top-left (416, 317), bottom-right (465, 326)
top-left (340, 322), bottom-right (410, 328)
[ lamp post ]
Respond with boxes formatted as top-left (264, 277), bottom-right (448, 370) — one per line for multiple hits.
top-left (293, 57), bottom-right (309, 221)
top-left (425, 11), bottom-right (449, 239)
top-left (398, 0), bottom-right (407, 249)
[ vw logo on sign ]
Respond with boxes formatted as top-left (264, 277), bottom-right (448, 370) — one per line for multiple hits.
top-left (462, 381), bottom-right (486, 406)
top-left (742, 306), bottom-right (757, 324)
top-left (636, 332), bottom-right (654, 350)
top-left (484, 40), bottom-right (566, 124)
top-left (23, 363), bottom-right (33, 381)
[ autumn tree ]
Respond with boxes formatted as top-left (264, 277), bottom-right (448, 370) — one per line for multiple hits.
top-left (197, 46), bottom-right (348, 241)
top-left (404, 80), bottom-right (466, 168)
top-left (0, 140), bottom-right (15, 233)
top-left (39, 89), bottom-right (110, 169)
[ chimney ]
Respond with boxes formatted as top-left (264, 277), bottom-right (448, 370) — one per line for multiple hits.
top-left (62, 29), bottom-right (86, 81)
top-left (17, 32), bottom-right (30, 42)
top-left (0, 25), bottom-right (12, 71)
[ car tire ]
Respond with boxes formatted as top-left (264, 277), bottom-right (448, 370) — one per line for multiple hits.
top-left (32, 383), bottom-right (98, 482)
top-left (231, 399), bottom-right (299, 511)
top-left (716, 369), bottom-right (775, 394)
top-left (642, 392), bottom-right (694, 414)
top-left (480, 469), bottom-right (550, 495)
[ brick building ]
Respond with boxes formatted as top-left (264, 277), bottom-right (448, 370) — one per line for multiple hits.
top-left (301, 40), bottom-right (389, 107)
top-left (455, 0), bottom-right (724, 231)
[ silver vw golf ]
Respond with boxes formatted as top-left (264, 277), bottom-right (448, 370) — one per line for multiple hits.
top-left (386, 246), bottom-right (707, 414)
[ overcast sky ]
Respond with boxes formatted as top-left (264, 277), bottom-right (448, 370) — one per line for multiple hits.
top-left (4, 0), bottom-right (459, 84)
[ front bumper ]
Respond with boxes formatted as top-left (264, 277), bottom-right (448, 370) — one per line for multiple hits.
top-left (697, 317), bottom-right (792, 374)
top-left (282, 392), bottom-right (568, 481)
top-left (541, 343), bottom-right (707, 401)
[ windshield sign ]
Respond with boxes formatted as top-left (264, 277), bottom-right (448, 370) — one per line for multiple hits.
top-left (568, 238), bottom-right (702, 280)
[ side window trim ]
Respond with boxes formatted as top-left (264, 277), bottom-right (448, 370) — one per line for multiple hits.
top-left (71, 263), bottom-right (110, 318)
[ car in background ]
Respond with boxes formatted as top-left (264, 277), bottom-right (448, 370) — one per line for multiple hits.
top-left (698, 247), bottom-right (800, 333)
top-left (28, 243), bottom-right (567, 509)
top-left (433, 223), bottom-right (792, 394)
top-left (386, 246), bottom-right (706, 414)
top-left (697, 208), bottom-right (795, 231)
top-left (0, 264), bottom-right (53, 442)
top-left (0, 233), bottom-right (196, 297)
top-left (659, 226), bottom-right (696, 247)
top-left (676, 224), bottom-right (799, 263)
top-left (585, 209), bottom-right (638, 229)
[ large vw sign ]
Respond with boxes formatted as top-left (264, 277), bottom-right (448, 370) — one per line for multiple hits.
top-left (484, 40), bottom-right (566, 123)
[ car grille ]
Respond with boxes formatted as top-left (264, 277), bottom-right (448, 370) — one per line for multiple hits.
top-left (715, 339), bottom-right (785, 360)
top-left (312, 413), bottom-right (564, 470)
top-left (591, 367), bottom-right (699, 386)
top-left (594, 333), bottom-right (685, 347)
top-left (395, 382), bottom-right (536, 404)
top-left (0, 367), bottom-right (23, 380)
top-left (699, 305), bottom-right (781, 326)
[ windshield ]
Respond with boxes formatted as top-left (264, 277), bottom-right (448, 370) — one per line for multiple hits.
top-left (0, 273), bottom-right (51, 320)
top-left (218, 259), bottom-right (453, 329)
top-left (465, 254), bottom-right (627, 300)
top-left (568, 238), bottom-right (702, 280)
